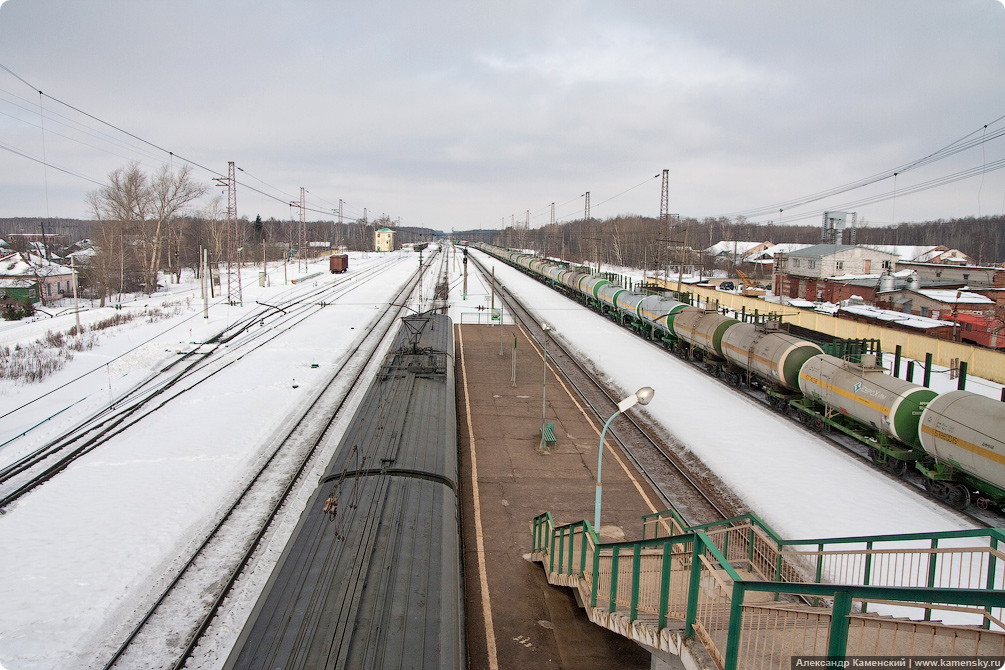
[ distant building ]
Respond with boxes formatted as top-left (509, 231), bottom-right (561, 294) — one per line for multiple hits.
top-left (0, 251), bottom-right (75, 305)
top-left (773, 244), bottom-right (899, 301)
top-left (877, 288), bottom-right (995, 320)
top-left (894, 261), bottom-right (1005, 289)
top-left (374, 227), bottom-right (395, 252)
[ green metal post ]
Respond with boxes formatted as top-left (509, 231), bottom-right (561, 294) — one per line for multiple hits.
top-left (630, 544), bottom-right (642, 621)
top-left (568, 525), bottom-right (575, 575)
top-left (552, 527), bottom-right (562, 575)
top-left (827, 591), bottom-right (853, 662)
top-left (748, 526), bottom-right (755, 564)
top-left (814, 543), bottom-right (825, 607)
top-left (925, 538), bottom-right (938, 621)
top-left (580, 527), bottom-right (590, 577)
top-left (659, 541), bottom-right (673, 631)
top-left (723, 582), bottom-right (746, 670)
top-left (985, 537), bottom-right (999, 629)
top-left (723, 529), bottom-right (731, 563)
top-left (685, 540), bottom-right (702, 637)
top-left (862, 541), bottom-right (874, 614)
top-left (610, 548), bottom-right (620, 613)
top-left (591, 546), bottom-right (601, 608)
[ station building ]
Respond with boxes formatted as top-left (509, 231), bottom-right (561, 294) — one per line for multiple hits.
top-left (374, 227), bottom-right (395, 252)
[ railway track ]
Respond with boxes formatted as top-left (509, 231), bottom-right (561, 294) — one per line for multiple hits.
top-left (469, 252), bottom-right (734, 527)
top-left (473, 248), bottom-right (999, 531)
top-left (0, 256), bottom-right (406, 510)
top-left (97, 250), bottom-right (439, 670)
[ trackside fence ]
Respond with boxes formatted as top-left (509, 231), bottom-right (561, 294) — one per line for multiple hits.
top-left (532, 511), bottom-right (1005, 670)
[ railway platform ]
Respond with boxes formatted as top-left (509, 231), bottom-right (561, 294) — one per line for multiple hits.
top-left (455, 322), bottom-right (675, 669)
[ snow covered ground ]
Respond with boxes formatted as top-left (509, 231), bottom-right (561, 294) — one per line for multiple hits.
top-left (0, 251), bottom-right (425, 670)
top-left (0, 245), bottom-right (996, 670)
top-left (467, 248), bottom-right (976, 540)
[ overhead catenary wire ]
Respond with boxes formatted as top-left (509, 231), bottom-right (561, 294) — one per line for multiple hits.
top-left (722, 113), bottom-right (1005, 221)
top-left (0, 62), bottom-right (393, 225)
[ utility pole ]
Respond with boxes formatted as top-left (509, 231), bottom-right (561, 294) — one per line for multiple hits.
top-left (338, 199), bottom-right (344, 250)
top-left (217, 161), bottom-right (242, 306)
top-left (202, 248), bottom-right (209, 318)
top-left (70, 254), bottom-right (80, 332)
top-left (659, 169), bottom-right (669, 283)
top-left (299, 187), bottom-right (306, 272)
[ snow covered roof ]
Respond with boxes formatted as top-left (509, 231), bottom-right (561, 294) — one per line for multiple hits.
top-left (786, 244), bottom-right (899, 259)
top-left (705, 240), bottom-right (769, 256)
top-left (914, 289), bottom-right (994, 305)
top-left (839, 303), bottom-right (954, 329)
top-left (0, 252), bottom-right (75, 279)
top-left (0, 278), bottom-right (37, 289)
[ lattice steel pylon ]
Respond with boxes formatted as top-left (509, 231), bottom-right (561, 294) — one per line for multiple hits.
top-left (299, 187), bottom-right (306, 272)
top-left (659, 168), bottom-right (669, 281)
top-left (226, 161), bottom-right (242, 305)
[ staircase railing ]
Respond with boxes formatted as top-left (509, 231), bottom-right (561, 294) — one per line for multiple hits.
top-left (533, 512), bottom-right (1005, 670)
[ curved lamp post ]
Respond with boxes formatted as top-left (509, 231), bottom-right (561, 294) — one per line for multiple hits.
top-left (594, 386), bottom-right (655, 531)
top-left (541, 323), bottom-right (553, 429)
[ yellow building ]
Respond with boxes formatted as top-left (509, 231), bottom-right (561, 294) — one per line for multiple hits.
top-left (374, 227), bottom-right (395, 252)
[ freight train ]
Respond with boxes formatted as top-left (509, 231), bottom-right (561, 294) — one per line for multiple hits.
top-left (472, 242), bottom-right (1005, 512)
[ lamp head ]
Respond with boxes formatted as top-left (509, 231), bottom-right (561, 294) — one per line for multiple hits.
top-left (616, 386), bottom-right (655, 413)
top-left (541, 322), bottom-right (552, 332)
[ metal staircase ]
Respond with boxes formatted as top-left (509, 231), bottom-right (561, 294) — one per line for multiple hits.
top-left (531, 510), bottom-right (1005, 669)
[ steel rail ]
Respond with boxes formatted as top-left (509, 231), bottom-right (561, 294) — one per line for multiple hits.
top-left (0, 257), bottom-right (405, 507)
top-left (101, 250), bottom-right (438, 670)
top-left (469, 252), bottom-right (731, 525)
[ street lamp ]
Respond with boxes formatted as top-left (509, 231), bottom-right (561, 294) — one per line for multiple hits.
top-left (595, 386), bottom-right (655, 531)
top-left (541, 323), bottom-right (553, 429)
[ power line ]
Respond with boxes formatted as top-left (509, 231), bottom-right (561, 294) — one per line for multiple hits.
top-left (0, 63), bottom-right (394, 225)
top-left (722, 113), bottom-right (1005, 220)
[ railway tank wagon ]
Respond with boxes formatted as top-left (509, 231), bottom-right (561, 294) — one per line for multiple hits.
top-left (919, 391), bottom-right (1005, 509)
top-left (467, 241), bottom-right (1005, 512)
top-left (796, 354), bottom-right (937, 459)
top-left (719, 323), bottom-right (824, 392)
top-left (672, 308), bottom-right (740, 361)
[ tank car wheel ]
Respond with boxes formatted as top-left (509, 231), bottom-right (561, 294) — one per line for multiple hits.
top-left (887, 458), bottom-right (908, 477)
top-left (945, 484), bottom-right (971, 510)
top-left (809, 417), bottom-right (825, 432)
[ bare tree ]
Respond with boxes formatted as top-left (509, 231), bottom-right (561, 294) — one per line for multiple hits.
top-left (88, 163), bottom-right (207, 293)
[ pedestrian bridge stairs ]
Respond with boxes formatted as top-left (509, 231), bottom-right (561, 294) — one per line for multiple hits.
top-left (530, 510), bottom-right (1005, 669)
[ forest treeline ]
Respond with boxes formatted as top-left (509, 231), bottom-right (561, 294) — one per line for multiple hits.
top-left (459, 214), bottom-right (1005, 271)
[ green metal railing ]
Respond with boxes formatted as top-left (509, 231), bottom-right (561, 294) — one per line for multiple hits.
top-left (532, 511), bottom-right (1005, 670)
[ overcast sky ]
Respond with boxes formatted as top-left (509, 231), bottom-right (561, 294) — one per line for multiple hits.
top-left (1, 0), bottom-right (1004, 233)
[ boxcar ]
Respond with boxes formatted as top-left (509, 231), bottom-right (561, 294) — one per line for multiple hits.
top-left (329, 253), bottom-right (349, 273)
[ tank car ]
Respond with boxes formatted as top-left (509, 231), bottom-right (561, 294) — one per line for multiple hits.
top-left (719, 324), bottom-right (823, 392)
top-left (614, 290), bottom-right (645, 322)
top-left (918, 391), bottom-right (1005, 509)
top-left (672, 308), bottom-right (739, 359)
top-left (559, 269), bottom-right (588, 294)
top-left (579, 275), bottom-right (611, 302)
top-left (796, 354), bottom-right (936, 449)
top-left (638, 295), bottom-right (687, 335)
top-left (597, 283), bottom-right (627, 314)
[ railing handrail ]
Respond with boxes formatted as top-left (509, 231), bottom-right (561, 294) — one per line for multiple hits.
top-left (533, 510), bottom-right (1005, 670)
top-left (645, 507), bottom-right (1005, 548)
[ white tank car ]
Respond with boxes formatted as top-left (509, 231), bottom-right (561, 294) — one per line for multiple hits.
top-left (719, 323), bottom-right (823, 391)
top-left (672, 308), bottom-right (739, 358)
top-left (919, 390), bottom-right (1005, 493)
top-left (797, 354), bottom-right (937, 447)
